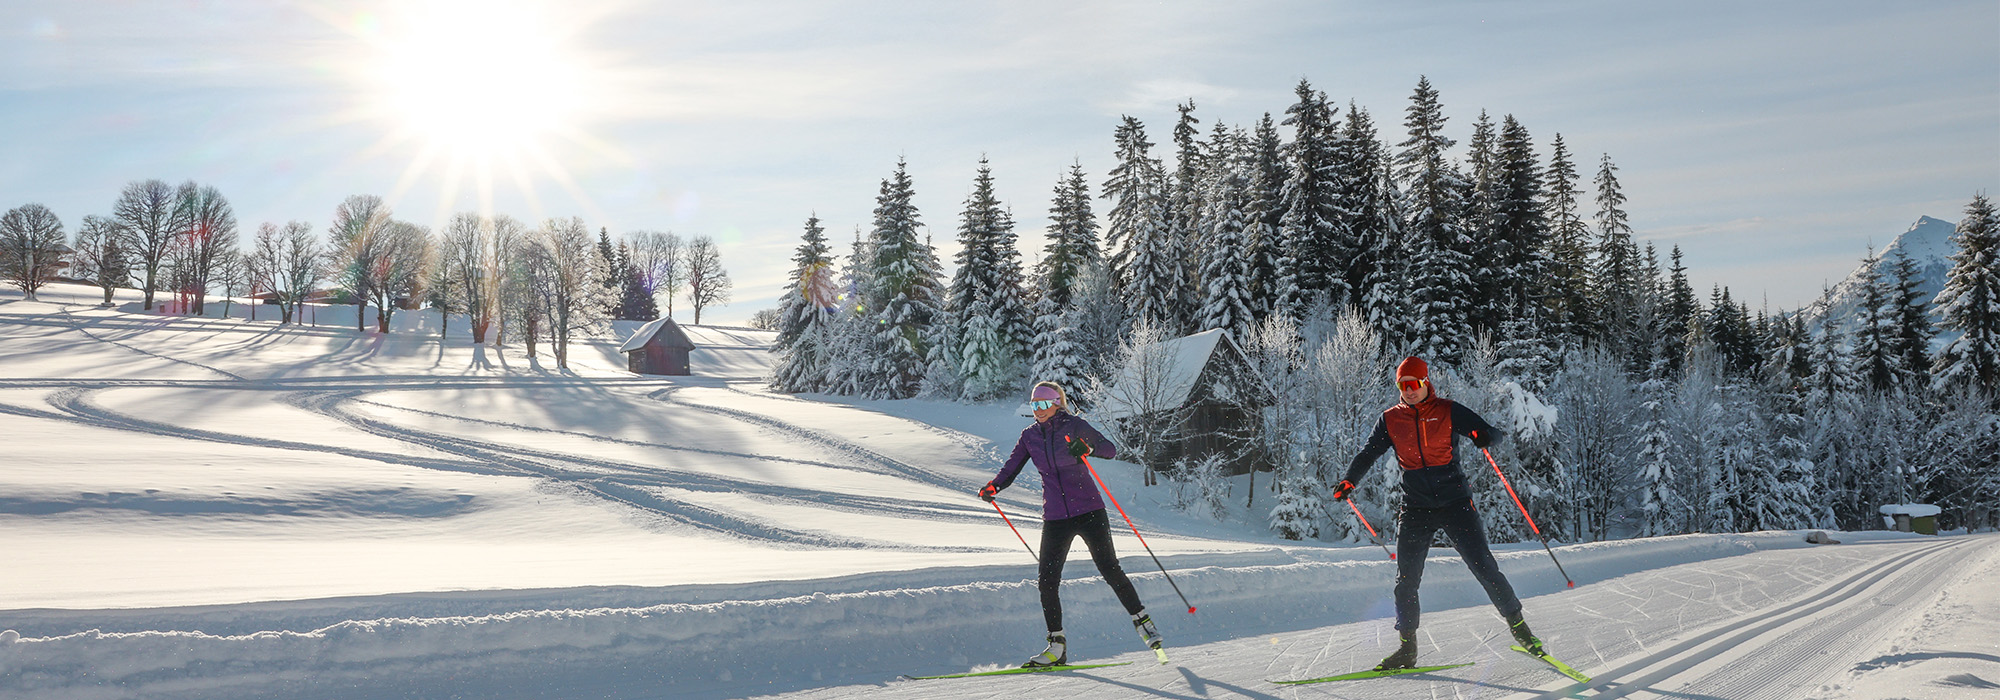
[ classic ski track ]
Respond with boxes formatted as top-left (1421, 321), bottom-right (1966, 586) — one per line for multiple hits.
top-left (35, 386), bottom-right (492, 475)
top-left (1528, 538), bottom-right (1973, 699)
top-left (54, 307), bottom-right (248, 381)
top-left (647, 386), bottom-right (974, 496)
top-left (297, 390), bottom-right (992, 552)
top-left (318, 391), bottom-right (993, 526)
top-left (718, 381), bottom-right (1002, 463)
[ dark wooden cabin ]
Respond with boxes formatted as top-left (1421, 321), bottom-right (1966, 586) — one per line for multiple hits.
top-left (1097, 329), bottom-right (1277, 476)
top-left (621, 317), bottom-right (695, 375)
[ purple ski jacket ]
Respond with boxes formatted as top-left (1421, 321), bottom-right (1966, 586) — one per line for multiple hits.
top-left (990, 411), bottom-right (1119, 521)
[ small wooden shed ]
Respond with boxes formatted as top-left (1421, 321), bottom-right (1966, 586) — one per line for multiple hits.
top-left (1097, 329), bottom-right (1277, 475)
top-left (621, 317), bottom-right (695, 375)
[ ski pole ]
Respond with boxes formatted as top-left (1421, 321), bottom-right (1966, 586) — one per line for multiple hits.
top-left (1071, 438), bottom-right (1197, 614)
top-left (990, 499), bottom-right (1040, 563)
top-left (1479, 446), bottom-right (1576, 588)
top-left (1342, 496), bottom-right (1396, 561)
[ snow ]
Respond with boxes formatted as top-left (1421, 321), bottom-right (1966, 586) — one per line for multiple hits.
top-left (1882, 504), bottom-right (1944, 518)
top-left (3, 281), bottom-right (1996, 699)
top-left (1809, 215), bottom-right (1959, 339)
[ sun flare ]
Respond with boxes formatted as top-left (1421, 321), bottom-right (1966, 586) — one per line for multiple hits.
top-left (371, 1), bottom-right (585, 155)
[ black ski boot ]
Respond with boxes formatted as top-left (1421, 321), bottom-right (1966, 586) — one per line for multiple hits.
top-left (1506, 613), bottom-right (1544, 655)
top-left (1023, 632), bottom-right (1067, 668)
top-left (1375, 632), bottom-right (1419, 671)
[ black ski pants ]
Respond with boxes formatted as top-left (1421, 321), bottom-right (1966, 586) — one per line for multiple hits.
top-left (1039, 508), bottom-right (1145, 633)
top-left (1394, 499), bottom-right (1523, 633)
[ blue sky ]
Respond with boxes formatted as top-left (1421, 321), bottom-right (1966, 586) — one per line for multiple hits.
top-left (4, 0), bottom-right (1995, 324)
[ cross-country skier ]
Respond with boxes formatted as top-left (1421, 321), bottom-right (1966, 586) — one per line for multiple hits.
top-left (1334, 356), bottom-right (1543, 670)
top-left (980, 381), bottom-right (1162, 668)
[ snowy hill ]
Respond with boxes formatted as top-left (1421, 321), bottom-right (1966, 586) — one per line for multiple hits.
top-left (2, 283), bottom-right (1997, 699)
top-left (1804, 215), bottom-right (1958, 336)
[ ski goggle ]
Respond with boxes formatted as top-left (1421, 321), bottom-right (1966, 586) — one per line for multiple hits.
top-left (1029, 399), bottom-right (1060, 411)
top-left (1398, 379), bottom-right (1427, 392)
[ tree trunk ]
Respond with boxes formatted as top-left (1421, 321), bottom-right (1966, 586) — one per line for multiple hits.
top-left (377, 306), bottom-right (391, 333)
top-left (473, 320), bottom-right (489, 345)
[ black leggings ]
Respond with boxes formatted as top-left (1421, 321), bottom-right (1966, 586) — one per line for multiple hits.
top-left (1039, 509), bottom-right (1145, 633)
top-left (1394, 499), bottom-right (1523, 632)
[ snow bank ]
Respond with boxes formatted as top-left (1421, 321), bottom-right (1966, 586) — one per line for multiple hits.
top-left (0, 531), bottom-right (1831, 699)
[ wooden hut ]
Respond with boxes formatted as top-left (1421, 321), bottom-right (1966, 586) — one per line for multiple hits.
top-left (1096, 329), bottom-right (1277, 475)
top-left (621, 317), bottom-right (695, 375)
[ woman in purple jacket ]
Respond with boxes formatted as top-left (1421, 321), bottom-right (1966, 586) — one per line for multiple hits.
top-left (980, 381), bottom-right (1160, 668)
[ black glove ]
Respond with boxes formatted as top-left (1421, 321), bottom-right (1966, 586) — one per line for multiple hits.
top-left (1470, 430), bottom-right (1494, 449)
top-left (1331, 479), bottom-right (1355, 501)
top-left (1067, 437), bottom-right (1092, 458)
top-left (978, 482), bottom-right (999, 502)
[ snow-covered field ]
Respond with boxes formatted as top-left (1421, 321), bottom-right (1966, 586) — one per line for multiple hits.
top-left (2, 282), bottom-right (1994, 699)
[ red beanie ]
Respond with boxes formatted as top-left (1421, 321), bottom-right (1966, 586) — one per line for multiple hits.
top-left (1397, 356), bottom-right (1428, 380)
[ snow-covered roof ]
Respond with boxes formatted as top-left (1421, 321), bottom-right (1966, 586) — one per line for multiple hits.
top-left (618, 316), bottom-right (695, 353)
top-left (1878, 503), bottom-right (1941, 517)
top-left (1096, 329), bottom-right (1274, 419)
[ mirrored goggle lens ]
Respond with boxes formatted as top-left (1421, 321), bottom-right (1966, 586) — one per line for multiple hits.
top-left (1398, 380), bottom-right (1425, 392)
top-left (1030, 399), bottom-right (1058, 410)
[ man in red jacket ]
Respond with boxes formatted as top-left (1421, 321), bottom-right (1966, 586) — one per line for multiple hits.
top-left (1333, 356), bottom-right (1540, 670)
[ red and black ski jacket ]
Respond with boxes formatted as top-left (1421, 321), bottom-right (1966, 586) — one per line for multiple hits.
top-left (1342, 396), bottom-right (1501, 509)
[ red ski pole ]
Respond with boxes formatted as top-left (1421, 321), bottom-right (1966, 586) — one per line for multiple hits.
top-left (1480, 445), bottom-right (1576, 588)
top-left (989, 499), bottom-right (1040, 563)
top-left (1072, 438), bottom-right (1196, 614)
top-left (1343, 497), bottom-right (1396, 561)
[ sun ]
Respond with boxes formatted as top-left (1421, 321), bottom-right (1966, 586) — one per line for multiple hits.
top-left (369, 0), bottom-right (586, 156)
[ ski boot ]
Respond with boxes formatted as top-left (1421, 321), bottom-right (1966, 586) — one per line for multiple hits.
top-left (1023, 631), bottom-right (1067, 668)
top-left (1133, 612), bottom-right (1163, 650)
top-left (1375, 632), bottom-right (1419, 671)
top-left (1506, 613), bottom-right (1544, 655)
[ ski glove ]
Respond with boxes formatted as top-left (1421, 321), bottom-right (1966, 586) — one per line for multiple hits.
top-left (978, 482), bottom-right (999, 503)
top-left (1470, 430), bottom-right (1494, 449)
top-left (1331, 479), bottom-right (1355, 501)
top-left (1066, 437), bottom-right (1092, 458)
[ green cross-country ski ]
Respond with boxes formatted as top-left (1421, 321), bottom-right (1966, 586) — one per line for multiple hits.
top-left (1512, 645), bottom-right (1591, 683)
top-left (899, 661), bottom-right (1132, 680)
top-left (1271, 661), bottom-right (1475, 685)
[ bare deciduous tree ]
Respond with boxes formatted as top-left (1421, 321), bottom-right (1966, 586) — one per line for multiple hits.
top-left (71, 215), bottom-right (133, 305)
top-left (329, 195), bottom-right (393, 332)
top-left (627, 230), bottom-right (684, 317)
top-left (247, 221), bottom-right (323, 324)
top-left (112, 179), bottom-right (188, 310)
top-left (0, 203), bottom-right (68, 300)
top-left (166, 182), bottom-right (238, 315)
top-left (685, 234), bottom-right (732, 325)
top-left (366, 220), bottom-right (432, 333)
top-left (520, 217), bottom-right (609, 369)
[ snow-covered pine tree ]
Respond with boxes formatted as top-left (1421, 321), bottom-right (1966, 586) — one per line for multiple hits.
top-left (863, 160), bottom-right (942, 399)
top-left (1395, 76), bottom-right (1475, 362)
top-left (1037, 162), bottom-right (1101, 309)
top-left (1103, 116), bottom-right (1180, 334)
top-left (1931, 193), bottom-right (2000, 396)
top-left (1198, 127), bottom-right (1256, 342)
top-left (1464, 111), bottom-right (1504, 335)
top-left (1494, 115), bottom-right (1550, 331)
top-left (1166, 100), bottom-right (1205, 331)
top-left (1655, 246), bottom-right (1698, 377)
top-left (1592, 153), bottom-right (1645, 367)
top-left (1245, 113), bottom-right (1288, 322)
top-left (1803, 297), bottom-right (1866, 527)
top-left (1849, 248), bottom-right (1902, 392)
top-left (1759, 375), bottom-right (1829, 531)
top-left (1887, 247), bottom-right (1935, 388)
top-left (948, 158), bottom-right (1031, 401)
top-left (1337, 103), bottom-right (1394, 309)
top-left (771, 215), bottom-right (838, 393)
top-left (1361, 167), bottom-right (1414, 351)
top-left (1633, 379), bottom-right (1686, 537)
top-left (821, 229), bottom-right (873, 396)
top-left (1280, 79), bottom-right (1351, 317)
top-left (1542, 134), bottom-right (1594, 346)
